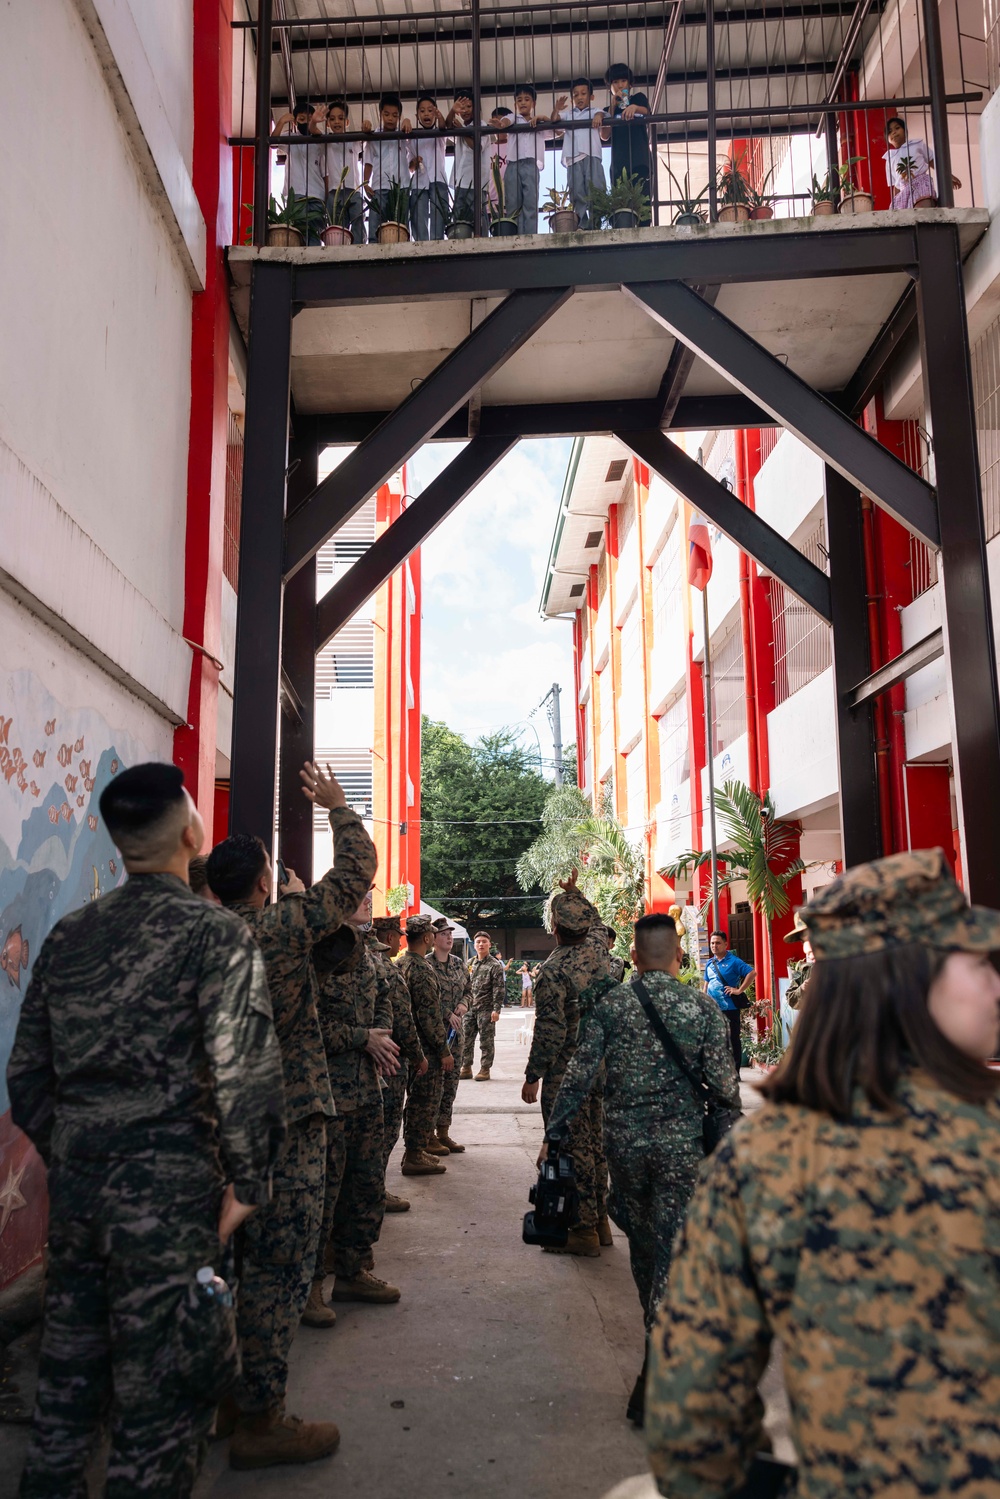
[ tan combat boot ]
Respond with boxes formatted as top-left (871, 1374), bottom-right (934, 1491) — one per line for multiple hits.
top-left (543, 1227), bottom-right (601, 1258)
top-left (301, 1281), bottom-right (337, 1328)
top-left (597, 1215), bottom-right (614, 1247)
top-left (229, 1410), bottom-right (341, 1470)
top-left (331, 1268), bottom-right (401, 1303)
top-left (437, 1129), bottom-right (465, 1153)
top-left (384, 1191), bottom-right (410, 1212)
top-left (401, 1148), bottom-right (446, 1176)
top-left (459, 1065), bottom-right (474, 1079)
top-left (423, 1138), bottom-right (450, 1156)
top-left (475, 1067), bottom-right (491, 1081)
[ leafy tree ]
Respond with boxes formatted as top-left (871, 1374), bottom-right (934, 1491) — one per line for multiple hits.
top-left (419, 717), bottom-right (550, 930)
top-left (661, 779), bottom-right (806, 1025)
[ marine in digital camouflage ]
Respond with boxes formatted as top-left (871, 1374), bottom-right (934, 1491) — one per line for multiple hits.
top-left (8, 873), bottom-right (286, 1495)
top-left (399, 945), bottom-right (449, 1151)
top-left (224, 805), bottom-right (377, 1414)
top-left (312, 931), bottom-right (391, 1280)
top-left (526, 886), bottom-right (609, 1232)
top-left (464, 950), bottom-right (505, 1073)
top-left (432, 949), bottom-right (471, 1128)
top-left (793, 845), bottom-right (1000, 960)
top-left (608, 953), bottom-right (626, 983)
top-left (785, 957), bottom-right (812, 1011)
top-left (369, 934), bottom-right (424, 1170)
top-left (646, 1072), bottom-right (1000, 1498)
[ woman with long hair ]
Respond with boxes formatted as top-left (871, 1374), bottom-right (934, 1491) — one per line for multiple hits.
top-left (645, 848), bottom-right (1000, 1498)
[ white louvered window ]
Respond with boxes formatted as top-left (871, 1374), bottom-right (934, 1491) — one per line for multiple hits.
top-left (316, 618), bottom-right (375, 693)
top-left (316, 498), bottom-right (377, 574)
top-left (312, 747), bottom-right (373, 826)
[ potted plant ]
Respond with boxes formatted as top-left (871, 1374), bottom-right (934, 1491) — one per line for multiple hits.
top-left (443, 182), bottom-right (474, 240)
top-left (716, 152), bottom-right (751, 222)
top-left (542, 185), bottom-right (579, 234)
top-left (488, 159), bottom-right (518, 237)
top-left (810, 169), bottom-right (839, 216)
top-left (834, 157), bottom-right (872, 215)
top-left (664, 167), bottom-right (708, 225)
top-left (320, 167), bottom-right (354, 247)
top-left (375, 179), bottom-right (410, 244)
top-left (265, 189), bottom-right (325, 247)
top-left (746, 168), bottom-right (777, 220)
top-left (606, 169), bottom-right (651, 230)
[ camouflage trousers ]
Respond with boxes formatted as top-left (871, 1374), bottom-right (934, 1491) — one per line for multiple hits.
top-left (606, 1131), bottom-right (701, 1328)
top-left (315, 1086), bottom-right (385, 1281)
top-left (541, 1073), bottom-right (604, 1233)
top-left (463, 1009), bottom-right (496, 1071)
top-left (437, 1027), bottom-right (465, 1131)
top-left (236, 1115), bottom-right (326, 1413)
top-left (381, 1065), bottom-right (408, 1172)
top-left (404, 1056), bottom-right (444, 1150)
top-left (20, 1158), bottom-right (221, 1499)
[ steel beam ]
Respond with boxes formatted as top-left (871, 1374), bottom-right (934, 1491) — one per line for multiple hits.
top-left (289, 225), bottom-right (921, 306)
top-left (230, 262), bottom-right (293, 839)
top-left (915, 224), bottom-right (1000, 903)
top-left (284, 286), bottom-right (572, 576)
top-left (278, 432), bottom-right (319, 882)
top-left (616, 429), bottom-right (832, 621)
top-left (847, 627), bottom-right (943, 707)
top-left (654, 285), bottom-right (719, 426)
top-left (824, 467), bottom-right (882, 867)
top-left (624, 280), bottom-right (939, 547)
top-left (316, 436), bottom-right (516, 650)
top-left (839, 286), bottom-right (917, 416)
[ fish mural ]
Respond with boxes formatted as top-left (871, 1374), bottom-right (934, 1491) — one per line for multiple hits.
top-left (57, 746), bottom-right (72, 770)
top-left (0, 721), bottom-right (10, 746)
top-left (0, 929), bottom-right (28, 990)
top-left (31, 751), bottom-right (44, 770)
top-left (87, 815), bottom-right (97, 832)
top-left (44, 720), bottom-right (55, 736)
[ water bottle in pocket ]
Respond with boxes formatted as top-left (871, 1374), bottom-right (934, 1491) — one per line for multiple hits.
top-left (173, 1266), bottom-right (240, 1401)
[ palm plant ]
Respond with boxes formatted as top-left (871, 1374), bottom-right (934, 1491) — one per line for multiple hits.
top-left (326, 166), bottom-right (354, 228)
top-left (661, 779), bottom-right (807, 1026)
top-left (716, 151), bottom-right (751, 207)
top-left (663, 166), bottom-right (709, 223)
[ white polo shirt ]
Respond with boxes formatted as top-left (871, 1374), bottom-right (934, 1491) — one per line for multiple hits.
top-left (323, 136), bottom-right (362, 192)
top-left (410, 133), bottom-right (448, 189)
top-left (363, 131), bottom-right (412, 192)
top-left (561, 105), bottom-right (604, 166)
top-left (453, 119), bottom-right (489, 188)
top-left (283, 129), bottom-right (328, 200)
top-left (505, 114), bottom-right (554, 169)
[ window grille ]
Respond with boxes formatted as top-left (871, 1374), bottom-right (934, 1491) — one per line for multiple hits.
top-left (770, 520), bottom-right (832, 707)
top-left (316, 618), bottom-right (374, 693)
top-left (658, 693), bottom-right (689, 793)
top-left (620, 603), bottom-right (642, 681)
top-left (899, 419), bottom-right (938, 599)
top-left (605, 459), bottom-right (628, 484)
top-left (652, 521), bottom-right (682, 650)
top-left (316, 499), bottom-right (376, 574)
top-left (710, 623), bottom-right (746, 755)
top-left (625, 740), bottom-right (647, 828)
top-left (224, 412), bottom-right (243, 589)
top-left (312, 747), bottom-right (372, 827)
top-left (972, 313), bottom-right (1000, 543)
top-left (617, 484), bottom-right (636, 550)
top-left (757, 428), bottom-right (781, 464)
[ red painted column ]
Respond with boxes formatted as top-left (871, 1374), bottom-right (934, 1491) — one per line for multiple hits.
top-left (174, 0), bottom-right (234, 842)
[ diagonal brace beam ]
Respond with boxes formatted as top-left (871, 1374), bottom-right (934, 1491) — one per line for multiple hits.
top-left (316, 435), bottom-right (517, 651)
top-left (617, 429), bottom-right (832, 622)
top-left (284, 286), bottom-right (572, 578)
top-left (623, 281), bottom-right (940, 549)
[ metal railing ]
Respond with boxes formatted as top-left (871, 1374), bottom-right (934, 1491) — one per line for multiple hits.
top-left (230, 0), bottom-right (984, 248)
top-left (972, 312), bottom-right (1000, 542)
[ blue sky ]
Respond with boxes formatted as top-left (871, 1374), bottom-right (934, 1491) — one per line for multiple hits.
top-left (408, 438), bottom-right (576, 764)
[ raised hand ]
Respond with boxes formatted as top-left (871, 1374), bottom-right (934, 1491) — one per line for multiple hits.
top-left (558, 867), bottom-right (581, 894)
top-left (299, 761), bottom-right (348, 811)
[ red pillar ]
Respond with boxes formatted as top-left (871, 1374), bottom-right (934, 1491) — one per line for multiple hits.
top-left (174, 0), bottom-right (234, 842)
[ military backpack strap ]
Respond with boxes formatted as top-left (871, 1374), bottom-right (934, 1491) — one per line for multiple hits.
top-left (631, 977), bottom-right (731, 1156)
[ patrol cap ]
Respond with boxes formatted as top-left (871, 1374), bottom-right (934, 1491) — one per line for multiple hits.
top-left (432, 917), bottom-right (454, 933)
top-left (794, 848), bottom-right (1000, 961)
top-left (783, 911), bottom-right (809, 945)
top-left (548, 887), bottom-right (593, 936)
top-left (372, 915), bottom-right (403, 934)
top-left (405, 913), bottom-right (435, 938)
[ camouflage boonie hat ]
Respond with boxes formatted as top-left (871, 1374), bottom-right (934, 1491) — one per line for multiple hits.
top-left (405, 913), bottom-right (435, 938)
top-left (547, 887), bottom-right (593, 936)
top-left (372, 915), bottom-right (403, 934)
top-left (432, 917), bottom-right (454, 933)
top-left (795, 848), bottom-right (1000, 961)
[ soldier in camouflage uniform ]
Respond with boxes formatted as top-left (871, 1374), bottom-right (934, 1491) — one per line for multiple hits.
top-left (602, 924), bottom-right (627, 983)
top-left (304, 882), bottom-right (401, 1325)
top-left (430, 918), bottom-right (471, 1151)
top-left (647, 849), bottom-right (1000, 1498)
top-left (784, 911), bottom-right (814, 1010)
top-left (546, 912), bottom-right (740, 1424)
top-left (521, 872), bottom-right (610, 1256)
top-left (8, 763), bottom-right (286, 1497)
top-left (370, 917), bottom-right (427, 1209)
top-left (207, 762), bottom-right (376, 1470)
top-left (461, 932), bottom-right (506, 1080)
top-left (399, 914), bottom-right (453, 1174)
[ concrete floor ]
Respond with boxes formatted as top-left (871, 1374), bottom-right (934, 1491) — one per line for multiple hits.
top-left (0, 1009), bottom-right (788, 1498)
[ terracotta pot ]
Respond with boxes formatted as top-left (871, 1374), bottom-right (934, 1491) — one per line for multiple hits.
top-left (812, 200), bottom-right (836, 216)
top-left (610, 208), bottom-right (637, 229)
top-left (320, 224), bottom-right (352, 247)
top-left (445, 221), bottom-right (474, 239)
top-left (718, 204), bottom-right (750, 222)
top-left (674, 211), bottom-right (705, 226)
top-left (376, 221), bottom-right (410, 244)
top-left (838, 192), bottom-right (874, 216)
top-left (490, 218), bottom-right (518, 237)
top-left (548, 209), bottom-right (580, 233)
top-left (749, 205), bottom-right (774, 220)
top-left (266, 225), bottom-right (304, 247)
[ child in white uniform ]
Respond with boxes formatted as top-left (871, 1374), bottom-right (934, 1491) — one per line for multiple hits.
top-left (554, 78), bottom-right (606, 229)
top-left (409, 94), bottom-right (449, 240)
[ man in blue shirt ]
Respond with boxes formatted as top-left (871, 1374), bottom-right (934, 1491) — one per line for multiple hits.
top-left (704, 930), bottom-right (754, 1072)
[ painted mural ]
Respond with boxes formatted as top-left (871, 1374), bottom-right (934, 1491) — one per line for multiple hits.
top-left (0, 666), bottom-right (150, 1286)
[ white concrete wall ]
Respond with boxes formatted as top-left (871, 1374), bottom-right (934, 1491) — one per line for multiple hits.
top-left (752, 432), bottom-right (825, 544)
top-left (767, 666), bottom-right (839, 818)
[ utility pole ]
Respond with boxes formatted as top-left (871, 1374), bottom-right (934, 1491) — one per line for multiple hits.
top-left (539, 683), bottom-right (564, 786)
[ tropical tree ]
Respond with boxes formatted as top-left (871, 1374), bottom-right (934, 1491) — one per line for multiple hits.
top-left (661, 779), bottom-right (806, 1024)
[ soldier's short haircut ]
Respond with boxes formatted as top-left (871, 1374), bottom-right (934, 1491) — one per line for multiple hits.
top-left (206, 834), bottom-right (269, 904)
top-left (633, 913), bottom-right (679, 964)
top-left (99, 763), bottom-right (187, 859)
top-left (474, 930), bottom-right (492, 940)
top-left (188, 855), bottom-right (209, 895)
